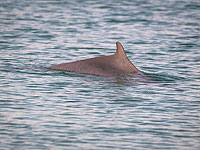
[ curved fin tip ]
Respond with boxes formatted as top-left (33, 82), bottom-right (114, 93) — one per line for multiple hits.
top-left (115, 41), bottom-right (126, 56)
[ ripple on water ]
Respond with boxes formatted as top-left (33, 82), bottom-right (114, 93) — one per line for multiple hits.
top-left (0, 0), bottom-right (200, 150)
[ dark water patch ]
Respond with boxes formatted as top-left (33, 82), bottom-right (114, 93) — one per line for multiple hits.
top-left (175, 35), bottom-right (200, 40)
top-left (106, 18), bottom-right (150, 24)
top-left (185, 22), bottom-right (199, 27)
top-left (145, 52), bottom-right (167, 56)
top-left (179, 42), bottom-right (199, 48)
top-left (36, 34), bottom-right (55, 39)
top-left (0, 40), bottom-right (10, 44)
top-left (143, 72), bottom-right (186, 83)
top-left (140, 66), bottom-right (161, 72)
top-left (1, 34), bottom-right (22, 39)
top-left (167, 48), bottom-right (190, 52)
top-left (15, 27), bottom-right (39, 32)
top-left (129, 41), bottom-right (149, 45)
top-left (185, 3), bottom-right (200, 9)
top-left (15, 17), bottom-right (39, 22)
top-left (1, 65), bottom-right (52, 77)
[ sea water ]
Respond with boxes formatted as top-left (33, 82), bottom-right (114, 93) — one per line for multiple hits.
top-left (0, 0), bottom-right (199, 149)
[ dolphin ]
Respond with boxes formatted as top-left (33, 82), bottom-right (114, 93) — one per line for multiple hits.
top-left (48, 42), bottom-right (140, 76)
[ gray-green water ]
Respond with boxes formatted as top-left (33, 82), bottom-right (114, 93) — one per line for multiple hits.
top-left (0, 0), bottom-right (200, 149)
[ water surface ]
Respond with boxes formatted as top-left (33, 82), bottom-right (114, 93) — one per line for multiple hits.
top-left (0, 0), bottom-right (200, 149)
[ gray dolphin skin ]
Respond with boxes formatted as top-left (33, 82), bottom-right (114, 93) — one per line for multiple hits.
top-left (49, 42), bottom-right (140, 76)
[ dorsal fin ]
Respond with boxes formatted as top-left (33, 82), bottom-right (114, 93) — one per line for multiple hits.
top-left (49, 41), bottom-right (139, 76)
top-left (114, 41), bottom-right (139, 73)
top-left (115, 41), bottom-right (128, 58)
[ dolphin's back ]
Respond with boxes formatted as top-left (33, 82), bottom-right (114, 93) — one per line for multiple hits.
top-left (49, 42), bottom-right (139, 76)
